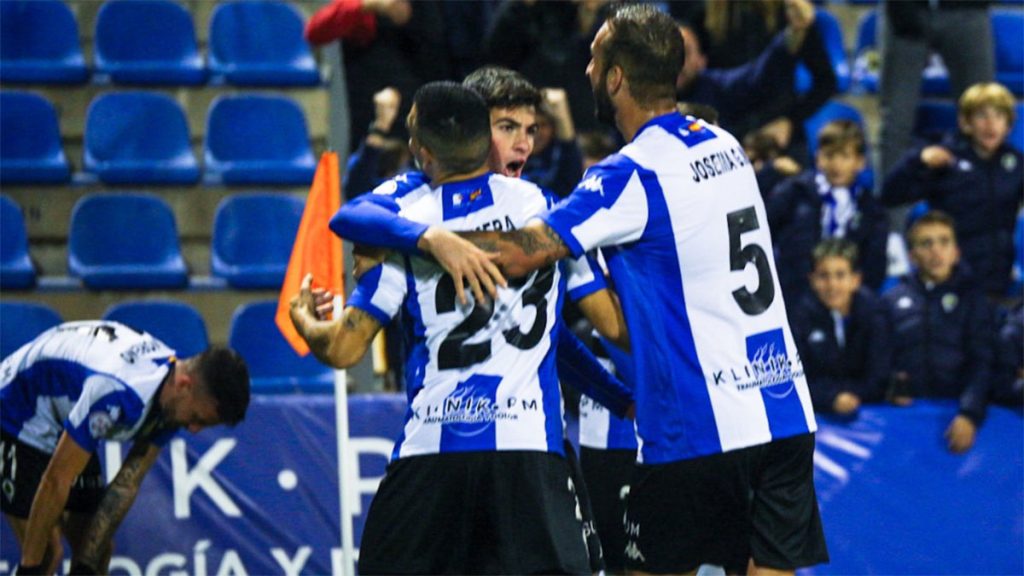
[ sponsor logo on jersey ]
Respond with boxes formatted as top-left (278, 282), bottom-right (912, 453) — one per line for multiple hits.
top-left (706, 336), bottom-right (803, 394)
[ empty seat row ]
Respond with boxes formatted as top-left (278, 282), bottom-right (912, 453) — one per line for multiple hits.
top-left (2, 193), bottom-right (306, 290)
top-left (0, 300), bottom-right (334, 393)
top-left (0, 0), bottom-right (318, 86)
top-left (852, 9), bottom-right (1024, 96)
top-left (0, 91), bottom-right (316, 185)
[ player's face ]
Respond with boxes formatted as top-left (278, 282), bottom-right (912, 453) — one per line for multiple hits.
top-left (588, 23), bottom-right (617, 127)
top-left (488, 106), bottom-right (537, 178)
top-left (815, 144), bottom-right (865, 188)
top-left (960, 105), bottom-right (1010, 157)
top-left (909, 223), bottom-right (960, 284)
top-left (165, 386), bottom-right (221, 434)
top-left (810, 256), bottom-right (861, 314)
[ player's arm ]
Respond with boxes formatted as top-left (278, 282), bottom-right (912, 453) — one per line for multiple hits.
top-left (555, 326), bottom-right (634, 419)
top-left (71, 441), bottom-right (162, 574)
top-left (577, 288), bottom-right (629, 352)
top-left (290, 273), bottom-right (382, 368)
top-left (19, 433), bottom-right (93, 569)
top-left (464, 219), bottom-right (572, 279)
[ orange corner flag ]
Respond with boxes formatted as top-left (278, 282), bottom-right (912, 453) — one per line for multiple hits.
top-left (276, 151), bottom-right (344, 355)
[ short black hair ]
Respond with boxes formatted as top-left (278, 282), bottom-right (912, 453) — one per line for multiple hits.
top-left (907, 210), bottom-right (958, 246)
top-left (817, 120), bottom-right (866, 156)
top-left (603, 4), bottom-right (684, 107)
top-left (411, 81), bottom-right (491, 174)
top-left (811, 238), bottom-right (860, 271)
top-left (194, 346), bottom-right (250, 426)
top-left (463, 66), bottom-right (541, 111)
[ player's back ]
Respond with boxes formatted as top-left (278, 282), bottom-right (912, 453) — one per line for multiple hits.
top-left (589, 114), bottom-right (816, 463)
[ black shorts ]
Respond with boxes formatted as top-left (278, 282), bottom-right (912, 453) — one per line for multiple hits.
top-left (358, 450), bottom-right (591, 575)
top-left (0, 432), bottom-right (104, 519)
top-left (564, 441), bottom-right (604, 574)
top-left (579, 446), bottom-right (635, 573)
top-left (623, 432), bottom-right (828, 573)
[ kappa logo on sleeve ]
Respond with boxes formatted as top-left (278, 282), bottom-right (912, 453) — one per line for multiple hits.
top-left (578, 174), bottom-right (604, 195)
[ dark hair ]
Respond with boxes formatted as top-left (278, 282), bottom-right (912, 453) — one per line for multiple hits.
top-left (676, 101), bottom-right (719, 125)
top-left (463, 66), bottom-right (541, 111)
top-left (602, 4), bottom-right (684, 107)
top-left (194, 346), bottom-right (250, 426)
top-left (811, 238), bottom-right (860, 271)
top-left (906, 210), bottom-right (957, 246)
top-left (411, 81), bottom-right (491, 174)
top-left (579, 130), bottom-right (617, 160)
top-left (817, 120), bottom-right (866, 156)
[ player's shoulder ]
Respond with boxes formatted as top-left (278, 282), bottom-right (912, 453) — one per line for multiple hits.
top-left (371, 170), bottom-right (430, 198)
top-left (488, 172), bottom-right (544, 196)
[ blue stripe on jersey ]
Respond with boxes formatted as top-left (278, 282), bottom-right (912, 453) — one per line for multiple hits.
top-left (66, 387), bottom-right (145, 452)
top-left (348, 265), bottom-right (391, 325)
top-left (441, 175), bottom-right (494, 221)
top-left (747, 329), bottom-right (809, 439)
top-left (602, 162), bottom-right (723, 461)
top-left (394, 255), bottom-right (428, 460)
top-left (1, 359), bottom-right (89, 438)
top-left (542, 273), bottom-right (569, 455)
top-left (439, 374), bottom-right (501, 452)
top-left (563, 255), bottom-right (607, 302)
top-left (607, 413), bottom-right (638, 450)
top-left (637, 113), bottom-right (717, 148)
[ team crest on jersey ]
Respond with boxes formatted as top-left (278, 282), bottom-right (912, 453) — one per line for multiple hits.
top-left (373, 180), bottom-right (399, 196)
top-left (89, 406), bottom-right (121, 438)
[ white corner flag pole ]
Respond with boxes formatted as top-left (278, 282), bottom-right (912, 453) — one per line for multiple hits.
top-left (333, 295), bottom-right (356, 576)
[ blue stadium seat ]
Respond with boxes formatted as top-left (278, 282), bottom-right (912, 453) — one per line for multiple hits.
top-left (852, 10), bottom-right (950, 95)
top-left (914, 101), bottom-right (958, 140)
top-left (102, 300), bottom-right (209, 358)
top-left (0, 302), bottom-right (62, 358)
top-left (208, 0), bottom-right (318, 86)
top-left (993, 10), bottom-right (1024, 96)
top-left (1012, 211), bottom-right (1024, 297)
top-left (0, 0), bottom-right (88, 84)
top-left (796, 9), bottom-right (850, 94)
top-left (68, 193), bottom-right (188, 290)
top-left (228, 301), bottom-right (334, 394)
top-left (205, 94), bottom-right (316, 185)
top-left (211, 193), bottom-right (303, 289)
top-left (1010, 103), bottom-right (1024, 151)
top-left (0, 91), bottom-right (70, 184)
top-left (93, 0), bottom-right (205, 85)
top-left (1, 196), bottom-right (36, 290)
top-left (84, 92), bottom-right (199, 184)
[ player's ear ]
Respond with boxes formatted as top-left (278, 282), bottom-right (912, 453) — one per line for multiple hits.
top-left (607, 65), bottom-right (624, 95)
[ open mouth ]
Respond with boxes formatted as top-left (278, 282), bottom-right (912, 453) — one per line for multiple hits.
top-left (505, 161), bottom-right (525, 176)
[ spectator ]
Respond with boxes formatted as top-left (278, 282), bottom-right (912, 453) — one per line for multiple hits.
top-left (699, 0), bottom-right (785, 69)
top-left (675, 0), bottom-right (837, 161)
top-left (993, 304), bottom-right (1023, 407)
top-left (791, 239), bottom-right (889, 416)
top-left (884, 211), bottom-right (995, 454)
top-left (523, 88), bottom-right (583, 198)
top-left (743, 128), bottom-right (802, 200)
top-left (877, 0), bottom-right (994, 186)
top-left (882, 82), bottom-right (1022, 300)
top-left (343, 87), bottom-right (412, 200)
top-left (676, 101), bottom-right (720, 125)
top-left (578, 130), bottom-right (617, 172)
top-left (304, 0), bottom-right (450, 145)
top-left (766, 120), bottom-right (889, 309)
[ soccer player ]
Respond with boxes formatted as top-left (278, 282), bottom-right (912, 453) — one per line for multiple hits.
top-left (290, 82), bottom-right (596, 575)
top-left (350, 5), bottom-right (828, 574)
top-left (1, 321), bottom-right (250, 575)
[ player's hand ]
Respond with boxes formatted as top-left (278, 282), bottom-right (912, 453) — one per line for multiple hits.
top-left (920, 146), bottom-right (955, 169)
top-left (289, 274), bottom-right (319, 331)
top-left (311, 286), bottom-right (335, 320)
top-left (832, 392), bottom-right (861, 415)
top-left (945, 414), bottom-right (977, 454)
top-left (419, 226), bottom-right (506, 306)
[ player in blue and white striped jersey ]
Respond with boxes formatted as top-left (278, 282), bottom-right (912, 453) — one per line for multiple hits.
top-left (1, 321), bottom-right (249, 575)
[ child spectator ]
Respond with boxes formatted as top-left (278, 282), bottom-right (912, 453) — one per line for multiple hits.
top-left (882, 82), bottom-right (1023, 300)
top-left (743, 128), bottom-right (802, 201)
top-left (884, 211), bottom-right (995, 454)
top-left (791, 239), bottom-right (889, 416)
top-left (522, 88), bottom-right (583, 198)
top-left (993, 304), bottom-right (1023, 407)
top-left (767, 120), bottom-right (889, 308)
top-left (578, 130), bottom-right (617, 173)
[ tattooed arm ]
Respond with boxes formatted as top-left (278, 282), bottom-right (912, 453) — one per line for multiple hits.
top-left (464, 220), bottom-right (572, 279)
top-left (73, 441), bottom-right (161, 573)
top-left (290, 273), bottom-right (382, 368)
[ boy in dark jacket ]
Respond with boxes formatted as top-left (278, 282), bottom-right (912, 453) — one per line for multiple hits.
top-left (884, 211), bottom-right (995, 453)
top-left (792, 239), bottom-right (889, 416)
top-left (767, 120), bottom-right (889, 309)
top-left (882, 82), bottom-right (1023, 299)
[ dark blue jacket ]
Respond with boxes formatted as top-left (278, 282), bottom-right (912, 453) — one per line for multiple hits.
top-left (766, 170), bottom-right (889, 308)
top-left (882, 269), bottom-right (995, 423)
top-left (522, 139), bottom-right (583, 199)
top-left (993, 304), bottom-right (1023, 407)
top-left (881, 134), bottom-right (1023, 297)
top-left (791, 289), bottom-right (890, 413)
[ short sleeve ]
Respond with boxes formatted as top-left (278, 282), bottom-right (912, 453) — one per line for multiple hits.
top-left (65, 374), bottom-right (145, 452)
top-left (540, 154), bottom-right (649, 258)
top-left (563, 251), bottom-right (607, 302)
top-left (347, 259), bottom-right (408, 325)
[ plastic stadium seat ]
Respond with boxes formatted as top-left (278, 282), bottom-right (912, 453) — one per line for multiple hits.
top-left (208, 0), bottom-right (319, 86)
top-left (993, 11), bottom-right (1024, 96)
top-left (68, 194), bottom-right (188, 290)
top-left (103, 300), bottom-right (209, 358)
top-left (228, 301), bottom-right (334, 393)
top-left (84, 92), bottom-right (199, 184)
top-left (852, 10), bottom-right (950, 95)
top-left (914, 101), bottom-right (958, 140)
top-left (93, 0), bottom-right (205, 85)
top-left (796, 9), bottom-right (850, 95)
top-left (0, 91), bottom-right (71, 184)
top-left (1010, 103), bottom-right (1024, 151)
top-left (804, 100), bottom-right (867, 157)
top-left (0, 0), bottom-right (88, 84)
top-left (0, 302), bottom-right (62, 358)
top-left (1, 196), bottom-right (35, 290)
top-left (211, 193), bottom-right (303, 289)
top-left (205, 94), bottom-right (316, 184)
